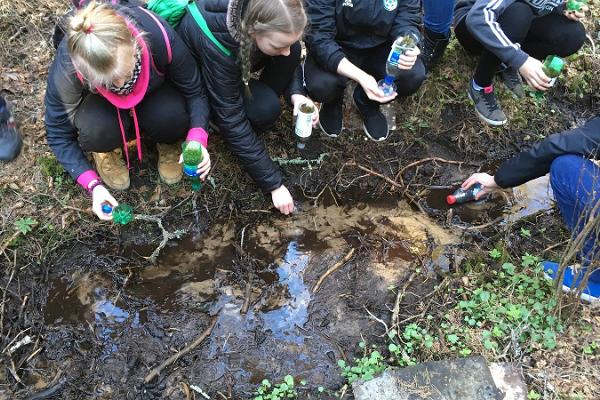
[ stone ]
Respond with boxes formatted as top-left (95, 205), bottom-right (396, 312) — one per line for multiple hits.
top-left (353, 357), bottom-right (512, 400)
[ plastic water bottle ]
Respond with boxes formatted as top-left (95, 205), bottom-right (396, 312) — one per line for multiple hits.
top-left (446, 183), bottom-right (485, 205)
top-left (182, 141), bottom-right (204, 191)
top-left (378, 36), bottom-right (416, 131)
top-left (101, 203), bottom-right (134, 225)
top-left (377, 35), bottom-right (417, 96)
top-left (295, 103), bottom-right (315, 149)
top-left (542, 55), bottom-right (565, 87)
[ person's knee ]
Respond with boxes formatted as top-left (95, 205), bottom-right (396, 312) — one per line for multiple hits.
top-left (469, 2), bottom-right (532, 43)
top-left (395, 62), bottom-right (427, 97)
top-left (304, 56), bottom-right (345, 103)
top-left (552, 22), bottom-right (586, 57)
top-left (75, 95), bottom-right (126, 152)
top-left (245, 80), bottom-right (281, 131)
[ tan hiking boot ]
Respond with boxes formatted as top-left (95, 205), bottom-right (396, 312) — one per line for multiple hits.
top-left (156, 142), bottom-right (183, 185)
top-left (92, 148), bottom-right (130, 190)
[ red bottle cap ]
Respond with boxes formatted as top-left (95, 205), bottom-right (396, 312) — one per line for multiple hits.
top-left (446, 195), bottom-right (457, 205)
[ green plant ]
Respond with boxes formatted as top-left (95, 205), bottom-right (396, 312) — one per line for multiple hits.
top-left (337, 347), bottom-right (386, 384)
top-left (520, 227), bottom-right (531, 238)
top-left (254, 375), bottom-right (297, 400)
top-left (527, 390), bottom-right (541, 400)
top-left (583, 340), bottom-right (598, 355)
top-left (38, 155), bottom-right (66, 186)
top-left (489, 248), bottom-right (502, 259)
top-left (15, 218), bottom-right (38, 235)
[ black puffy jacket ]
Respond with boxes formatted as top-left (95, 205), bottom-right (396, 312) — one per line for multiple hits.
top-left (45, 5), bottom-right (209, 183)
top-left (495, 116), bottom-right (600, 188)
top-left (305, 0), bottom-right (422, 73)
top-left (177, 0), bottom-right (304, 193)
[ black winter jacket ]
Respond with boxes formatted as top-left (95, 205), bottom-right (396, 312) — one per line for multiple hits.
top-left (305, 0), bottom-right (422, 73)
top-left (177, 0), bottom-right (304, 193)
top-left (495, 116), bottom-right (600, 188)
top-left (45, 5), bottom-right (209, 182)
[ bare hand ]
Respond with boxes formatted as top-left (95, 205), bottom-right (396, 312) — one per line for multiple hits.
top-left (291, 94), bottom-right (320, 127)
top-left (564, 5), bottom-right (588, 21)
top-left (178, 144), bottom-right (212, 180)
top-left (271, 185), bottom-right (295, 215)
top-left (359, 74), bottom-right (397, 103)
top-left (461, 173), bottom-right (499, 200)
top-left (397, 47), bottom-right (420, 70)
top-left (92, 185), bottom-right (118, 221)
top-left (519, 57), bottom-right (552, 91)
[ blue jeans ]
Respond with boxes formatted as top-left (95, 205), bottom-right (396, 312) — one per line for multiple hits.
top-left (550, 155), bottom-right (600, 283)
top-left (423, 0), bottom-right (456, 34)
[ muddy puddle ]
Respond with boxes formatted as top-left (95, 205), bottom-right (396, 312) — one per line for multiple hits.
top-left (40, 179), bottom-right (552, 397)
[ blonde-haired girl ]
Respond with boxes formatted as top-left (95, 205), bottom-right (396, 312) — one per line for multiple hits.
top-left (177, 0), bottom-right (318, 215)
top-left (45, 1), bottom-right (211, 220)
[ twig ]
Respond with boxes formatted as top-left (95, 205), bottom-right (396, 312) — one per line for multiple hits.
top-left (8, 27), bottom-right (25, 43)
top-left (144, 316), bottom-right (218, 384)
top-left (459, 216), bottom-right (504, 232)
top-left (543, 240), bottom-right (569, 254)
top-left (391, 271), bottom-right (417, 327)
top-left (348, 162), bottom-right (404, 189)
top-left (312, 248), bottom-right (355, 293)
top-left (7, 335), bottom-right (32, 354)
top-left (190, 384), bottom-right (211, 399)
top-left (395, 157), bottom-right (476, 186)
top-left (241, 270), bottom-right (253, 314)
top-left (0, 231), bottom-right (21, 255)
top-left (25, 371), bottom-right (66, 400)
top-left (134, 215), bottom-right (187, 263)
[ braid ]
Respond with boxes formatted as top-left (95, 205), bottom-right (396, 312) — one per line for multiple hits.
top-left (239, 20), bottom-right (254, 97)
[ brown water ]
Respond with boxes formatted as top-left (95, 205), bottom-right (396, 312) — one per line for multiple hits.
top-left (41, 179), bottom-right (551, 395)
top-left (424, 176), bottom-right (553, 225)
top-left (43, 200), bottom-right (459, 394)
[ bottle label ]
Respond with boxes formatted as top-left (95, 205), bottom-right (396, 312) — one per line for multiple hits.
top-left (295, 103), bottom-right (314, 139)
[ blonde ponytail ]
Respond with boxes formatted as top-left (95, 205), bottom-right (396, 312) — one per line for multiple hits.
top-left (239, 0), bottom-right (307, 95)
top-left (67, 1), bottom-right (135, 87)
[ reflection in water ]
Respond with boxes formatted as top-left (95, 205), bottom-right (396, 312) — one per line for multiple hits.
top-left (262, 241), bottom-right (311, 344)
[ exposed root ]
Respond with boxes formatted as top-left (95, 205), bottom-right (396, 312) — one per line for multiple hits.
top-left (312, 248), bottom-right (355, 293)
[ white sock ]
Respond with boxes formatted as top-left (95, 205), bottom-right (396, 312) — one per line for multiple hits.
top-left (472, 79), bottom-right (486, 91)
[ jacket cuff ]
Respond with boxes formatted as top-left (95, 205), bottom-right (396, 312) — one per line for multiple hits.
top-left (77, 169), bottom-right (101, 192)
top-left (328, 51), bottom-right (347, 74)
top-left (507, 50), bottom-right (529, 71)
top-left (186, 127), bottom-right (209, 148)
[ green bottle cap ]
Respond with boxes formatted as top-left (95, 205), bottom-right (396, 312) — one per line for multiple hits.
top-left (182, 141), bottom-right (204, 166)
top-left (544, 56), bottom-right (565, 77)
top-left (112, 204), bottom-right (134, 225)
top-left (566, 0), bottom-right (582, 11)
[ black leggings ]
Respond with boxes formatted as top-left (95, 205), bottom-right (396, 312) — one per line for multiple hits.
top-left (304, 42), bottom-right (426, 106)
top-left (74, 82), bottom-right (189, 152)
top-left (455, 2), bottom-right (586, 87)
top-left (244, 41), bottom-right (302, 132)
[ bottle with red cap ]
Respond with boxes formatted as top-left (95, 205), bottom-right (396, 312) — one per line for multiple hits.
top-left (446, 183), bottom-right (484, 205)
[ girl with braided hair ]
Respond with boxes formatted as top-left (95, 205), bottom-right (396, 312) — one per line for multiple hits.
top-left (178, 0), bottom-right (318, 215)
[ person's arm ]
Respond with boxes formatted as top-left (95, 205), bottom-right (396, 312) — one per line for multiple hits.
top-left (494, 116), bottom-right (600, 188)
top-left (305, 0), bottom-right (345, 73)
top-left (164, 19), bottom-right (210, 147)
top-left (45, 45), bottom-right (118, 220)
top-left (465, 0), bottom-right (528, 70)
top-left (390, 0), bottom-right (422, 44)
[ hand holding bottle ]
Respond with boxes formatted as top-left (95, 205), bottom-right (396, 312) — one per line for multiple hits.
top-left (396, 47), bottom-right (421, 70)
top-left (92, 185), bottom-right (118, 221)
top-left (461, 173), bottom-right (499, 200)
top-left (519, 57), bottom-right (552, 91)
top-left (179, 142), bottom-right (211, 180)
top-left (359, 73), bottom-right (398, 103)
top-left (291, 94), bottom-right (320, 127)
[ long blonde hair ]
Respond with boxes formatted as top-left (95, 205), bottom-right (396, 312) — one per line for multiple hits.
top-left (239, 0), bottom-right (307, 92)
top-left (67, 1), bottom-right (136, 87)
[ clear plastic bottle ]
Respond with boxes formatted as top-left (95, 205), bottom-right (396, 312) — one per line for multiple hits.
top-left (378, 36), bottom-right (416, 131)
top-left (446, 183), bottom-right (484, 205)
top-left (182, 141), bottom-right (204, 191)
top-left (542, 55), bottom-right (565, 87)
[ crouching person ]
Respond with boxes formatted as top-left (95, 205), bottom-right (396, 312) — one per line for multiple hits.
top-left (461, 115), bottom-right (600, 302)
top-left (45, 1), bottom-right (211, 220)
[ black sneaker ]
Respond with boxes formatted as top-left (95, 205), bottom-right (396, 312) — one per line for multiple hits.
top-left (500, 67), bottom-right (525, 98)
top-left (467, 83), bottom-right (507, 126)
top-left (0, 98), bottom-right (22, 162)
top-left (422, 27), bottom-right (450, 73)
top-left (353, 87), bottom-right (389, 142)
top-left (318, 98), bottom-right (344, 138)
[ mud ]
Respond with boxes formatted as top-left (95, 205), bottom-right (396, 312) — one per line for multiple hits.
top-left (26, 181), bottom-right (555, 399)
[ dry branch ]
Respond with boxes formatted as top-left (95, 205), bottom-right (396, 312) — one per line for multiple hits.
top-left (312, 248), bottom-right (355, 293)
top-left (144, 316), bottom-right (218, 384)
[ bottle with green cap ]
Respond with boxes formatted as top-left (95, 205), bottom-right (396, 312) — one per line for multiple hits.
top-left (566, 0), bottom-right (587, 12)
top-left (542, 55), bottom-right (565, 87)
top-left (102, 203), bottom-right (135, 225)
top-left (182, 140), bottom-right (204, 191)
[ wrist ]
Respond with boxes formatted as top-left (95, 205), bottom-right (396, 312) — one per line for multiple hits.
top-left (89, 181), bottom-right (104, 194)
